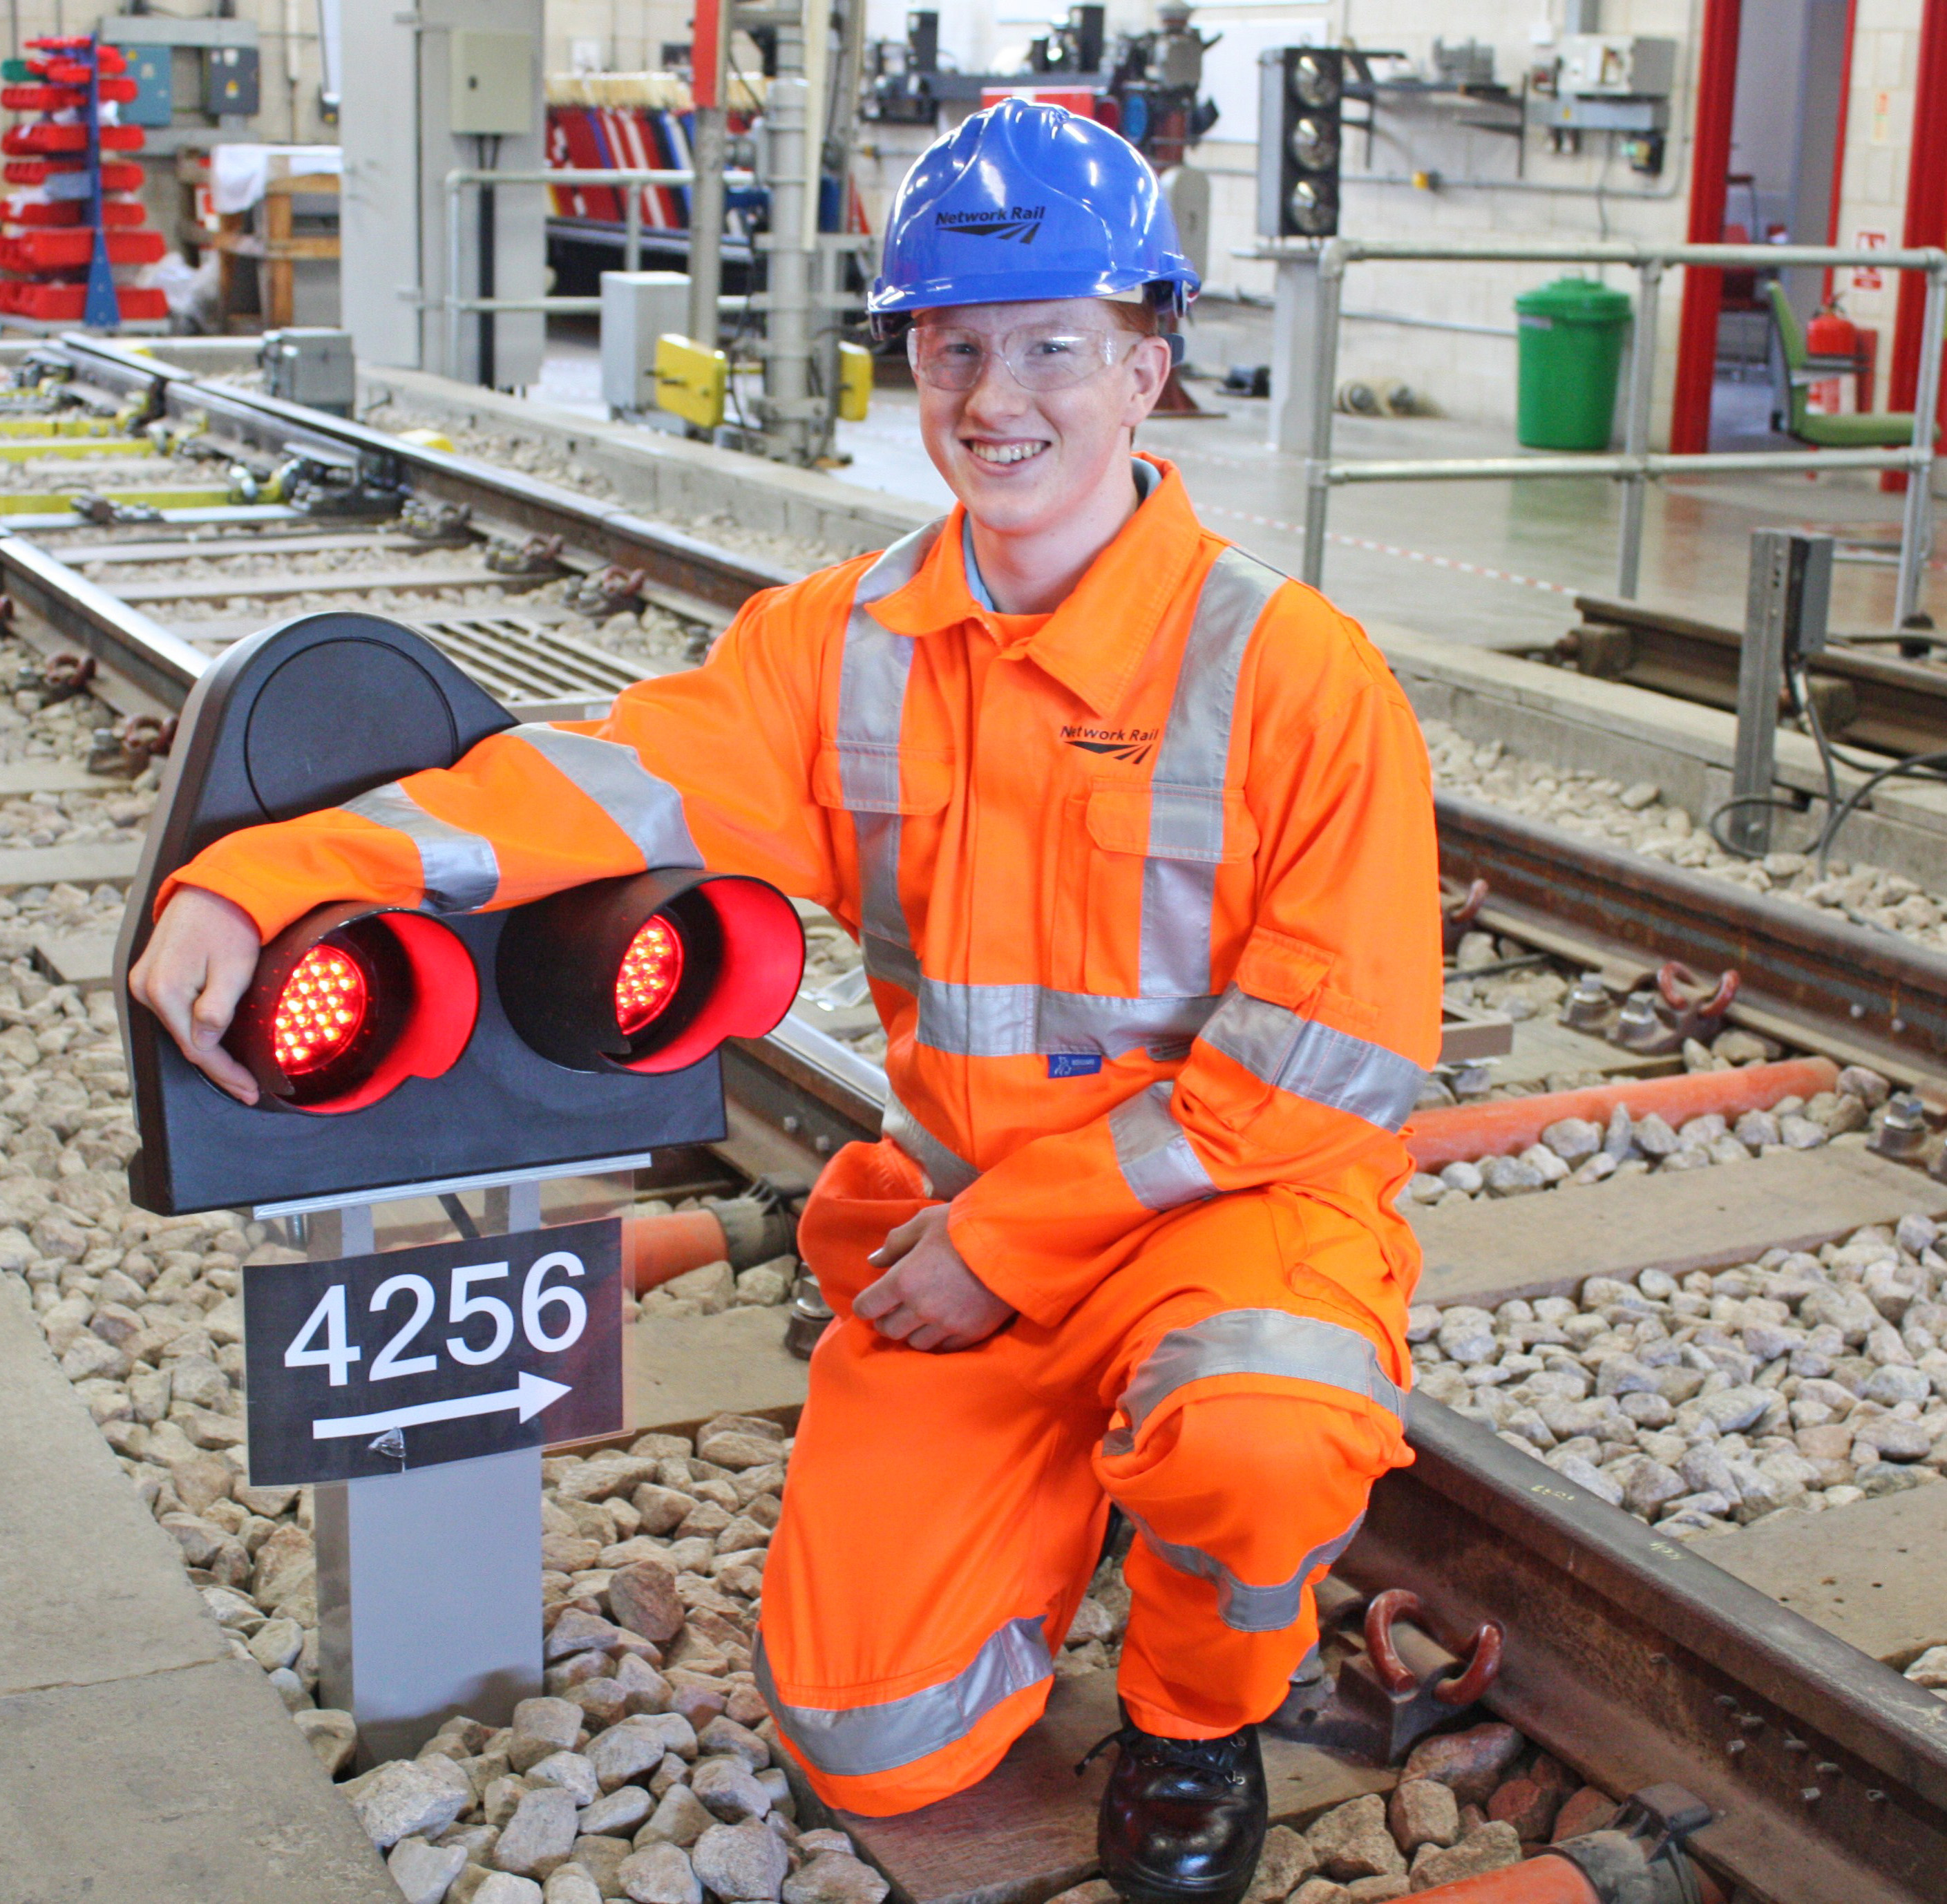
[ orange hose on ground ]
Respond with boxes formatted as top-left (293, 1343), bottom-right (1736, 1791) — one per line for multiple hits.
top-left (1408, 1056), bottom-right (1841, 1172)
top-left (1405, 1856), bottom-right (1601, 1903)
top-left (622, 1208), bottom-right (730, 1295)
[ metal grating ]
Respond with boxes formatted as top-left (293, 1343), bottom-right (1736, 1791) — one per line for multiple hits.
top-left (412, 613), bottom-right (645, 706)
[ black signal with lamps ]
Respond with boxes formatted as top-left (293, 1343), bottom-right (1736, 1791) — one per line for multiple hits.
top-left (116, 611), bottom-right (806, 1215)
top-left (1256, 46), bottom-right (1343, 240)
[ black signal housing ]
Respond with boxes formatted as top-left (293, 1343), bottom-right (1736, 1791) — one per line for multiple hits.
top-left (1257, 46), bottom-right (1343, 240)
top-left (117, 612), bottom-right (760, 1214)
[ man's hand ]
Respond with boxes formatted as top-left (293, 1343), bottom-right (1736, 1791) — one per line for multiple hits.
top-left (127, 886), bottom-right (264, 1105)
top-left (854, 1204), bottom-right (1017, 1353)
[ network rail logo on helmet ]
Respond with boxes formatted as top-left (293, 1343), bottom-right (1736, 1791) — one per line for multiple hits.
top-left (868, 95), bottom-right (1199, 327)
top-left (935, 204), bottom-right (1046, 243)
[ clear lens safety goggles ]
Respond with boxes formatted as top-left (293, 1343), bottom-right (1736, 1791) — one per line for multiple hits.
top-left (906, 321), bottom-right (1143, 393)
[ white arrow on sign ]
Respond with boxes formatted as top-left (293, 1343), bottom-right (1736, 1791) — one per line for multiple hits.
top-left (311, 1371), bottom-right (572, 1441)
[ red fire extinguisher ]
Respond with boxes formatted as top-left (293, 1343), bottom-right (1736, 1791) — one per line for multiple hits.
top-left (1806, 299), bottom-right (1859, 415)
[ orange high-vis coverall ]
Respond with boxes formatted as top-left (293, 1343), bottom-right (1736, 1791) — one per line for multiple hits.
top-left (167, 457), bottom-right (1442, 1815)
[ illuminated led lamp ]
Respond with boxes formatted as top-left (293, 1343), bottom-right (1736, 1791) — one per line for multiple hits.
top-left (498, 868), bottom-right (805, 1075)
top-left (223, 902), bottom-right (479, 1112)
top-left (614, 915), bottom-right (685, 1034)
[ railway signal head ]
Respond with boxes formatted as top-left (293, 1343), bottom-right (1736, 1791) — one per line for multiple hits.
top-left (224, 902), bottom-right (478, 1112)
top-left (118, 611), bottom-right (804, 1214)
top-left (496, 868), bottom-right (804, 1076)
top-left (1257, 46), bottom-right (1343, 240)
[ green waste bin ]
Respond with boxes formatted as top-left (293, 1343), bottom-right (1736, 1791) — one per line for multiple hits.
top-left (1514, 278), bottom-right (1632, 450)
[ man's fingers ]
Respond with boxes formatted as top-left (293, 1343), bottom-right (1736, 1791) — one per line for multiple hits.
top-left (853, 1269), bottom-right (903, 1321)
top-left (866, 1212), bottom-right (927, 1268)
top-left (189, 945), bottom-right (257, 1052)
top-left (870, 1303), bottom-right (922, 1342)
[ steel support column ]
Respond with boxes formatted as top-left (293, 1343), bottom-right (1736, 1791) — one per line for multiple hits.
top-left (312, 1186), bottom-right (544, 1767)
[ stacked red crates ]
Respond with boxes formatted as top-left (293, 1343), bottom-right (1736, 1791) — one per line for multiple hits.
top-left (0, 37), bottom-right (164, 324)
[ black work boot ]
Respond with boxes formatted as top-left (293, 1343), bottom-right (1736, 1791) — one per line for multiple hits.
top-left (1088, 1714), bottom-right (1267, 1904)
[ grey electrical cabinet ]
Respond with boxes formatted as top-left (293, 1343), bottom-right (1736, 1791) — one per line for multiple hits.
top-left (601, 272), bottom-right (692, 413)
top-left (262, 329), bottom-right (357, 416)
top-left (450, 30), bottom-right (535, 135)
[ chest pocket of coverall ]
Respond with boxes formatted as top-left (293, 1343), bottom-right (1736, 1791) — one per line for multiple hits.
top-left (1079, 783), bottom-right (1258, 998)
top-left (812, 745), bottom-right (955, 942)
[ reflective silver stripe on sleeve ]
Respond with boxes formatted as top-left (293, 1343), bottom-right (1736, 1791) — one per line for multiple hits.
top-left (343, 782), bottom-right (500, 913)
top-left (837, 522), bottom-right (945, 980)
top-left (915, 978), bottom-right (1217, 1059)
top-left (1199, 987), bottom-right (1424, 1131)
top-left (1119, 1309), bottom-right (1407, 1440)
top-left (506, 725), bottom-right (701, 869)
top-left (1139, 549), bottom-right (1286, 1000)
top-left (752, 1617), bottom-right (1051, 1778)
top-left (882, 1085), bottom-right (979, 1199)
top-left (1123, 1507), bottom-right (1364, 1634)
top-left (1110, 1082), bottom-right (1216, 1212)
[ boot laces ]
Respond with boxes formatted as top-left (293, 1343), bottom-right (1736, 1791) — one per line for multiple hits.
top-left (1076, 1724), bottom-right (1248, 1783)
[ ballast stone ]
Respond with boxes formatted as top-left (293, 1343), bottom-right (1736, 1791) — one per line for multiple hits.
top-left (1308, 1795), bottom-right (1406, 1881)
top-left (345, 1756), bottom-right (472, 1848)
top-left (495, 1787), bottom-right (580, 1878)
top-left (621, 1841), bottom-right (704, 1904)
top-left (390, 1834), bottom-right (470, 1904)
top-left (781, 1853), bottom-right (894, 1904)
top-left (1408, 1822), bottom-right (1523, 1889)
top-left (691, 1818), bottom-right (790, 1902)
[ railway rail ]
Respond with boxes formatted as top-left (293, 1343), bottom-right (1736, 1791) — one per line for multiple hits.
top-left (5, 334), bottom-right (1946, 1903)
top-left (1559, 591), bottom-right (1947, 761)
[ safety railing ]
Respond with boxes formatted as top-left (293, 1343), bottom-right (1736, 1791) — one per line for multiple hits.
top-left (1255, 236), bottom-right (1947, 627)
top-left (442, 166), bottom-right (755, 374)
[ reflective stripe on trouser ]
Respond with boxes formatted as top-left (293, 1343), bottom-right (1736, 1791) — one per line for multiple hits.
top-left (760, 1144), bottom-right (1411, 1811)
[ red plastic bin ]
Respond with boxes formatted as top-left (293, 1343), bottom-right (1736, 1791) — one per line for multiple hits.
top-left (0, 280), bottom-right (164, 321)
top-left (2, 123), bottom-right (144, 155)
top-left (0, 227), bottom-right (163, 268)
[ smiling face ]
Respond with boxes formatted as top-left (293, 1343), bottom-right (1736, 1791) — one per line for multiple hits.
top-left (911, 298), bottom-right (1172, 540)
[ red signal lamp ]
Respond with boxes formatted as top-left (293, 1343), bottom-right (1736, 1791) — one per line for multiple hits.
top-left (225, 902), bottom-right (479, 1112)
top-left (497, 868), bottom-right (804, 1075)
top-left (615, 915), bottom-right (685, 1034)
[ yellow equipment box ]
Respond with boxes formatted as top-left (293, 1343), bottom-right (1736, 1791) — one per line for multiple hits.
top-left (654, 334), bottom-right (728, 430)
top-left (839, 341), bottom-right (873, 422)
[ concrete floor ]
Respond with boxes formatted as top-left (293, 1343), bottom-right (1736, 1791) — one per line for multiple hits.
top-left (530, 312), bottom-right (1944, 650)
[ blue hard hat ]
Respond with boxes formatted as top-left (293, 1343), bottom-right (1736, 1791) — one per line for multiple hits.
top-left (868, 97), bottom-right (1199, 330)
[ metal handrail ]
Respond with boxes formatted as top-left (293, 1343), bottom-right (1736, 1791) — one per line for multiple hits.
top-left (442, 165), bottom-right (755, 375)
top-left (1257, 236), bottom-right (1947, 625)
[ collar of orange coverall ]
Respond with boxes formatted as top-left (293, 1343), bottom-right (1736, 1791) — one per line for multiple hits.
top-left (868, 453), bottom-right (1208, 716)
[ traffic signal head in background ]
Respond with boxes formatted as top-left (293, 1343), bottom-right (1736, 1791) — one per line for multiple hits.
top-left (117, 613), bottom-right (805, 1213)
top-left (1257, 46), bottom-right (1342, 240)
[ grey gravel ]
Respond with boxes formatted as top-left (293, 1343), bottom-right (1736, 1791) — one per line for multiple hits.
top-left (1410, 1221), bottom-right (1947, 1537)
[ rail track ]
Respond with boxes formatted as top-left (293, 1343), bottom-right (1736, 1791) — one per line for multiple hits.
top-left (1559, 591), bottom-right (1947, 761)
top-left (8, 333), bottom-right (1947, 1903)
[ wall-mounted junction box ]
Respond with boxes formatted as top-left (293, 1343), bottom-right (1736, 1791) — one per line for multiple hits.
top-left (450, 30), bottom-right (535, 136)
top-left (1557, 35), bottom-right (1677, 97)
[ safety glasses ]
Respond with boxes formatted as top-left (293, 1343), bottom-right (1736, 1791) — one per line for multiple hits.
top-left (907, 321), bottom-right (1141, 393)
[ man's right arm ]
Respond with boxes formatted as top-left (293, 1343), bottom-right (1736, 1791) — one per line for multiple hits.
top-left (130, 563), bottom-right (861, 1089)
